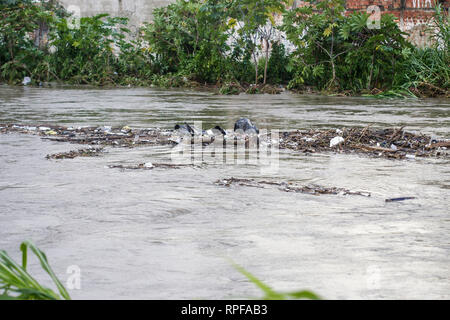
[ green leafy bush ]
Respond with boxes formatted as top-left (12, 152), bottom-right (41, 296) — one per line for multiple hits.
top-left (49, 14), bottom-right (131, 85)
top-left (393, 4), bottom-right (449, 97)
top-left (0, 1), bottom-right (152, 85)
top-left (143, 0), bottom-right (233, 84)
top-left (282, 0), bottom-right (413, 94)
top-left (0, 0), bottom-right (58, 83)
top-left (266, 42), bottom-right (291, 84)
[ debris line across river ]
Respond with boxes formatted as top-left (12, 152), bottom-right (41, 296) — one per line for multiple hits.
top-left (0, 123), bottom-right (448, 160)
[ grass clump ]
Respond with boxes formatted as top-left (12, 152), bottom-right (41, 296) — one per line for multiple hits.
top-left (0, 240), bottom-right (70, 300)
top-left (233, 262), bottom-right (321, 300)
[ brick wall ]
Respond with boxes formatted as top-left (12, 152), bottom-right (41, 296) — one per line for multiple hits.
top-left (292, 0), bottom-right (450, 47)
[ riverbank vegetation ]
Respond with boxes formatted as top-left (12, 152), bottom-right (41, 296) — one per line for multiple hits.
top-left (0, 0), bottom-right (448, 97)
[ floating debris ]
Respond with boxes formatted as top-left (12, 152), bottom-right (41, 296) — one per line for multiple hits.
top-left (215, 178), bottom-right (371, 197)
top-left (330, 136), bottom-right (345, 148)
top-left (2, 123), bottom-right (448, 160)
top-left (121, 126), bottom-right (131, 133)
top-left (143, 162), bottom-right (154, 168)
top-left (385, 197), bottom-right (417, 202)
top-left (22, 76), bottom-right (31, 86)
top-left (0, 123), bottom-right (176, 148)
top-left (280, 126), bottom-right (449, 159)
top-left (108, 163), bottom-right (197, 170)
top-left (46, 148), bottom-right (104, 160)
top-left (282, 184), bottom-right (371, 197)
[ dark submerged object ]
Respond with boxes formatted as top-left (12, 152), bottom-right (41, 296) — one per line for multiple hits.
top-left (174, 123), bottom-right (226, 136)
top-left (174, 123), bottom-right (195, 135)
top-left (385, 197), bottom-right (417, 202)
top-left (175, 119), bottom-right (257, 136)
top-left (210, 125), bottom-right (227, 136)
top-left (234, 118), bottom-right (259, 134)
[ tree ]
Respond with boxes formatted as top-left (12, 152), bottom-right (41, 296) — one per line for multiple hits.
top-left (282, 0), bottom-right (411, 92)
top-left (0, 0), bottom-right (56, 82)
top-left (228, 0), bottom-right (288, 86)
top-left (143, 0), bottom-right (232, 83)
top-left (282, 0), bottom-right (350, 89)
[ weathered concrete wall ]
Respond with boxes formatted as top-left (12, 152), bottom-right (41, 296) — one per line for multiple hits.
top-left (58, 0), bottom-right (173, 33)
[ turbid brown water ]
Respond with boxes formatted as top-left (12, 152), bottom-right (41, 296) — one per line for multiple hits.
top-left (0, 85), bottom-right (449, 299)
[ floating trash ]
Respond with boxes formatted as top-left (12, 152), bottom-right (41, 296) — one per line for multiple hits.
top-left (1, 123), bottom-right (448, 160)
top-left (121, 126), bottom-right (131, 133)
top-left (280, 126), bottom-right (449, 159)
top-left (46, 148), bottom-right (104, 160)
top-left (0, 123), bottom-right (176, 148)
top-left (215, 178), bottom-right (371, 197)
top-left (108, 163), bottom-right (196, 170)
top-left (22, 77), bottom-right (31, 86)
top-left (330, 136), bottom-right (345, 148)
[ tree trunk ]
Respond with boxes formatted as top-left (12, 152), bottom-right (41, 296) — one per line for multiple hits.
top-left (263, 38), bottom-right (269, 85)
top-left (253, 51), bottom-right (258, 86)
top-left (330, 59), bottom-right (336, 89)
top-left (367, 53), bottom-right (375, 90)
top-left (8, 38), bottom-right (14, 60)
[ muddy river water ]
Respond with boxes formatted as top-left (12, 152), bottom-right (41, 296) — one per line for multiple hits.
top-left (0, 85), bottom-right (449, 299)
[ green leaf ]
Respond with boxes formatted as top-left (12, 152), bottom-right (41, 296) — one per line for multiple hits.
top-left (286, 290), bottom-right (321, 300)
top-left (0, 241), bottom-right (70, 300)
